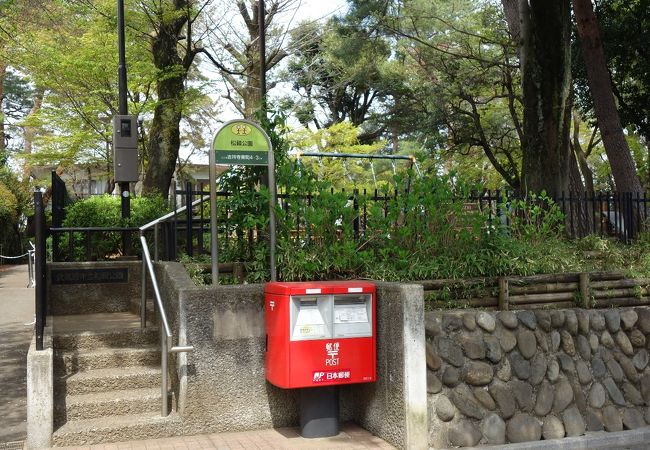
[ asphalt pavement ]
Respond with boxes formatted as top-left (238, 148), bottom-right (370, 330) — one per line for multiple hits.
top-left (0, 264), bottom-right (35, 445)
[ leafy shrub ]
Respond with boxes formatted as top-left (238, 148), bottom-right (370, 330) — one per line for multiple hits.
top-left (60, 194), bottom-right (169, 260)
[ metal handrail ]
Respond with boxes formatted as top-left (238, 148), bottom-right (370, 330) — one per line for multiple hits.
top-left (140, 193), bottom-right (209, 262)
top-left (140, 234), bottom-right (193, 416)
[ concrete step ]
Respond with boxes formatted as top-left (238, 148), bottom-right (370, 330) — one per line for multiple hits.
top-left (54, 387), bottom-right (163, 424)
top-left (56, 366), bottom-right (162, 395)
top-left (52, 411), bottom-right (183, 446)
top-left (54, 327), bottom-right (159, 351)
top-left (54, 347), bottom-right (160, 375)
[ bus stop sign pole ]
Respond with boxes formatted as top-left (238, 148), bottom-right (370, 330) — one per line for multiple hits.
top-left (210, 120), bottom-right (276, 284)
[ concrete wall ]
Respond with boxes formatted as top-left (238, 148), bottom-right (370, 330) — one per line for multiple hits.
top-left (47, 261), bottom-right (147, 315)
top-left (425, 307), bottom-right (650, 448)
top-left (27, 327), bottom-right (52, 449)
top-left (156, 262), bottom-right (428, 449)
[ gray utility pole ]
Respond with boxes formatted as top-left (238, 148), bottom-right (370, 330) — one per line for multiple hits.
top-left (117, 0), bottom-right (131, 253)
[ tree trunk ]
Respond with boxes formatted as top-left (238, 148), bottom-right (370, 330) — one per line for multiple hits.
top-left (572, 0), bottom-right (643, 195)
top-left (501, 0), bottom-right (521, 43)
top-left (0, 62), bottom-right (6, 156)
top-left (519, 0), bottom-right (573, 196)
top-left (142, 4), bottom-right (190, 196)
top-left (23, 87), bottom-right (44, 179)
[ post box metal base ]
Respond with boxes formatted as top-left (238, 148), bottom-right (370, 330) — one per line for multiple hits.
top-left (299, 386), bottom-right (339, 438)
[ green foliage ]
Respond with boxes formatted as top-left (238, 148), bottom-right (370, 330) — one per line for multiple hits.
top-left (61, 194), bottom-right (169, 260)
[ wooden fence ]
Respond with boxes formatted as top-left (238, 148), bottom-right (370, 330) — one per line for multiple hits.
top-left (422, 271), bottom-right (650, 310)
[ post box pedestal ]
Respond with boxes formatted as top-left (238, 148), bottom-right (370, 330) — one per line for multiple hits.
top-left (299, 386), bottom-right (339, 438)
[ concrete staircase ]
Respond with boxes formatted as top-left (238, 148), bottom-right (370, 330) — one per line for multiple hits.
top-left (51, 314), bottom-right (182, 446)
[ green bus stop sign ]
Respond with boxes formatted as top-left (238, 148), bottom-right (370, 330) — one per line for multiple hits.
top-left (213, 120), bottom-right (271, 165)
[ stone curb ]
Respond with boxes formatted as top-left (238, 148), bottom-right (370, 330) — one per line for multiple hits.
top-left (443, 426), bottom-right (650, 449)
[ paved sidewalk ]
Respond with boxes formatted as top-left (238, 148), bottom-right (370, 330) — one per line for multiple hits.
top-left (0, 264), bottom-right (35, 445)
top-left (57, 423), bottom-right (395, 450)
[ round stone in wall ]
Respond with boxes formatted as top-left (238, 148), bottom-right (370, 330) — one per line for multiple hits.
top-left (530, 353), bottom-right (547, 386)
top-left (461, 334), bottom-right (486, 360)
top-left (561, 330), bottom-right (576, 356)
top-left (496, 358), bottom-right (512, 382)
top-left (426, 341), bottom-right (441, 371)
top-left (450, 386), bottom-right (487, 420)
top-left (496, 328), bottom-right (517, 353)
top-left (462, 312), bottom-right (477, 331)
top-left (551, 310), bottom-right (566, 328)
top-left (576, 309), bottom-right (590, 335)
top-left (601, 330), bottom-right (615, 349)
top-left (506, 414), bottom-right (541, 443)
top-left (476, 311), bottom-right (496, 332)
top-left (603, 377), bottom-right (626, 406)
top-left (542, 415), bottom-right (565, 440)
top-left (437, 337), bottom-right (465, 367)
top-left (565, 310), bottom-right (579, 335)
top-left (577, 334), bottom-right (591, 360)
top-left (448, 419), bottom-right (482, 448)
top-left (535, 381), bottom-right (554, 416)
top-left (535, 310), bottom-right (552, 332)
top-left (636, 308), bottom-right (650, 333)
top-left (442, 366), bottom-right (461, 387)
top-left (629, 329), bottom-right (646, 347)
top-left (485, 335), bottom-right (503, 364)
top-left (615, 331), bottom-right (634, 356)
top-left (606, 358), bottom-right (625, 383)
top-left (510, 351), bottom-right (531, 380)
top-left (481, 413), bottom-right (506, 445)
top-left (617, 353), bottom-right (639, 383)
top-left (498, 311), bottom-right (518, 329)
top-left (553, 379), bottom-right (574, 414)
top-left (622, 382), bottom-right (644, 406)
top-left (551, 330), bottom-right (561, 352)
top-left (605, 310), bottom-right (621, 333)
top-left (591, 356), bottom-right (607, 379)
top-left (462, 361), bottom-right (494, 386)
top-left (623, 407), bottom-right (646, 429)
top-left (603, 405), bottom-right (623, 432)
top-left (576, 360), bottom-right (592, 385)
top-left (633, 349), bottom-right (649, 371)
top-left (425, 316), bottom-right (442, 337)
top-left (547, 358), bottom-right (560, 383)
top-left (427, 371), bottom-right (442, 394)
top-left (588, 382), bottom-right (606, 408)
top-left (435, 396), bottom-right (455, 422)
top-left (517, 329), bottom-right (537, 360)
top-left (621, 309), bottom-right (639, 330)
top-left (490, 382), bottom-right (516, 419)
top-left (589, 333), bottom-right (600, 351)
top-left (518, 310), bottom-right (537, 330)
top-left (473, 387), bottom-right (496, 410)
top-left (591, 312), bottom-right (606, 332)
top-left (562, 405), bottom-right (586, 437)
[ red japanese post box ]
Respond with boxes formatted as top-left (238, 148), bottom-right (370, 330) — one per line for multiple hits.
top-left (265, 281), bottom-right (376, 389)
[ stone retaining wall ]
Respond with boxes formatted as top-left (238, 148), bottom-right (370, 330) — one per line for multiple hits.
top-left (426, 307), bottom-right (650, 448)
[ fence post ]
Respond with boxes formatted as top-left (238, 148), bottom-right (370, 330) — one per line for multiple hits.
top-left (579, 273), bottom-right (591, 309)
top-left (498, 277), bottom-right (509, 311)
top-left (185, 181), bottom-right (193, 257)
top-left (34, 189), bottom-right (46, 351)
top-left (353, 188), bottom-right (359, 240)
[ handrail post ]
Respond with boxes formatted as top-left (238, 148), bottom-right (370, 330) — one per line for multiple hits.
top-left (34, 189), bottom-right (46, 351)
top-left (154, 223), bottom-right (159, 261)
top-left (141, 232), bottom-right (147, 329)
top-left (161, 320), bottom-right (168, 416)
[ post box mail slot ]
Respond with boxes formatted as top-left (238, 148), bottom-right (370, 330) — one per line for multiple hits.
top-left (265, 281), bottom-right (376, 389)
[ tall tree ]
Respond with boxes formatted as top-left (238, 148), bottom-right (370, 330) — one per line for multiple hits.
top-left (572, 0), bottom-right (643, 194)
top-left (203, 0), bottom-right (296, 118)
top-left (518, 0), bottom-right (574, 195)
top-left (142, 0), bottom-right (199, 195)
